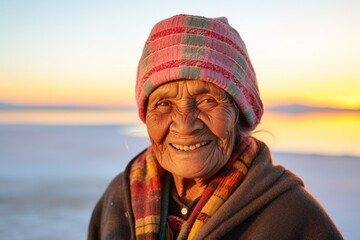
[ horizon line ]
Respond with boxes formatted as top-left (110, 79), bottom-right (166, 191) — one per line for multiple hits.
top-left (0, 101), bottom-right (359, 113)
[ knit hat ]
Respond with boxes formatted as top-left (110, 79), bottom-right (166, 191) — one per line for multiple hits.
top-left (136, 14), bottom-right (263, 130)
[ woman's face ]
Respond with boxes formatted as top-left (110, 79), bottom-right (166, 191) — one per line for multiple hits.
top-left (146, 80), bottom-right (238, 180)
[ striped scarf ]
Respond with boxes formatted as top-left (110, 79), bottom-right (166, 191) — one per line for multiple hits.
top-left (129, 136), bottom-right (258, 239)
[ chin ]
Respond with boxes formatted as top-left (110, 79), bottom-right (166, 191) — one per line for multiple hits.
top-left (176, 163), bottom-right (218, 180)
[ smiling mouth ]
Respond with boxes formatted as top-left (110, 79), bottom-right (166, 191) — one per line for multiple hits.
top-left (170, 141), bottom-right (211, 151)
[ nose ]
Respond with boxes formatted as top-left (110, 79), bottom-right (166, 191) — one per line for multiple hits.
top-left (169, 109), bottom-right (204, 135)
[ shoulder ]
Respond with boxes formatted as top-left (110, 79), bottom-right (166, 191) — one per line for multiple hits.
top-left (100, 172), bottom-right (128, 204)
top-left (93, 148), bottom-right (149, 212)
top-left (88, 149), bottom-right (148, 240)
top-left (100, 148), bottom-right (149, 201)
top-left (221, 185), bottom-right (343, 240)
top-left (272, 186), bottom-right (330, 221)
top-left (258, 185), bottom-right (343, 239)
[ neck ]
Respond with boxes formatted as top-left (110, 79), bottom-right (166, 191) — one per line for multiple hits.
top-left (172, 174), bottom-right (208, 203)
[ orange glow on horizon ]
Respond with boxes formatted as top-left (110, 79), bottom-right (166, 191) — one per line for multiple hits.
top-left (260, 76), bottom-right (360, 110)
top-left (2, 65), bottom-right (359, 109)
top-left (254, 111), bottom-right (360, 156)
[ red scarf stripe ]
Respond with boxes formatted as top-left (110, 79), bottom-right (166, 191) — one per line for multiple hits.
top-left (130, 182), bottom-right (160, 195)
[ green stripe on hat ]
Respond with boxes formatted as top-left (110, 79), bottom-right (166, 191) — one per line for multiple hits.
top-left (143, 78), bottom-right (155, 95)
top-left (184, 34), bottom-right (206, 46)
top-left (242, 109), bottom-right (256, 125)
top-left (182, 46), bottom-right (205, 60)
top-left (234, 64), bottom-right (245, 82)
top-left (186, 16), bottom-right (209, 29)
top-left (227, 82), bottom-right (241, 98)
top-left (236, 54), bottom-right (248, 79)
top-left (179, 66), bottom-right (201, 80)
top-left (140, 45), bottom-right (152, 75)
top-left (141, 57), bottom-right (151, 76)
top-left (141, 44), bottom-right (151, 59)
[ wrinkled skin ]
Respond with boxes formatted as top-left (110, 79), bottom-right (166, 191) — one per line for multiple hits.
top-left (146, 80), bottom-right (238, 201)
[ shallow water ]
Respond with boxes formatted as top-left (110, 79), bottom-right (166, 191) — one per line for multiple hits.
top-left (0, 124), bottom-right (359, 239)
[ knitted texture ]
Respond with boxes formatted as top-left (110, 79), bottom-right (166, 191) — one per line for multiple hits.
top-left (136, 14), bottom-right (263, 130)
top-left (129, 136), bottom-right (259, 240)
top-left (129, 149), bottom-right (164, 239)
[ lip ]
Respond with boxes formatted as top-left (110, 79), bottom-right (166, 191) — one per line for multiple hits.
top-left (169, 140), bottom-right (212, 152)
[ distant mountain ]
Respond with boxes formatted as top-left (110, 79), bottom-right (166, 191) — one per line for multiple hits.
top-left (0, 102), bottom-right (16, 108)
top-left (267, 104), bottom-right (360, 113)
top-left (0, 101), bottom-right (136, 111)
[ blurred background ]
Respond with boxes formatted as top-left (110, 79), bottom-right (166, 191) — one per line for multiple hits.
top-left (0, 0), bottom-right (359, 239)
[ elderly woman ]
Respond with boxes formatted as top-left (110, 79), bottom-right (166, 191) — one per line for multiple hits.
top-left (88, 14), bottom-right (342, 239)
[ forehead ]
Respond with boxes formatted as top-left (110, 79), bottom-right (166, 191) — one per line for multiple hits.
top-left (149, 80), bottom-right (227, 99)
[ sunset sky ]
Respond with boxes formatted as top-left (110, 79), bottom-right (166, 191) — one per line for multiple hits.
top-left (1, 0), bottom-right (359, 109)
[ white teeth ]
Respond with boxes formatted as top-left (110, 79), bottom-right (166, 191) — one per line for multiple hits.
top-left (171, 141), bottom-right (209, 151)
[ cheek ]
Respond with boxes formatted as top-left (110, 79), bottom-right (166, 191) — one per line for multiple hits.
top-left (205, 107), bottom-right (237, 140)
top-left (146, 112), bottom-right (171, 144)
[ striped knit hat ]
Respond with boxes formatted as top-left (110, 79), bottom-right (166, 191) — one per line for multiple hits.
top-left (136, 14), bottom-right (263, 130)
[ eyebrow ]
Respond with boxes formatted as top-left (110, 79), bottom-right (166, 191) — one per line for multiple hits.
top-left (149, 81), bottom-right (227, 103)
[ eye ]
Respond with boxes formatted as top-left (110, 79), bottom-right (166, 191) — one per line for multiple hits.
top-left (201, 98), bottom-right (216, 104)
top-left (155, 100), bottom-right (172, 111)
top-left (197, 96), bottom-right (218, 109)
